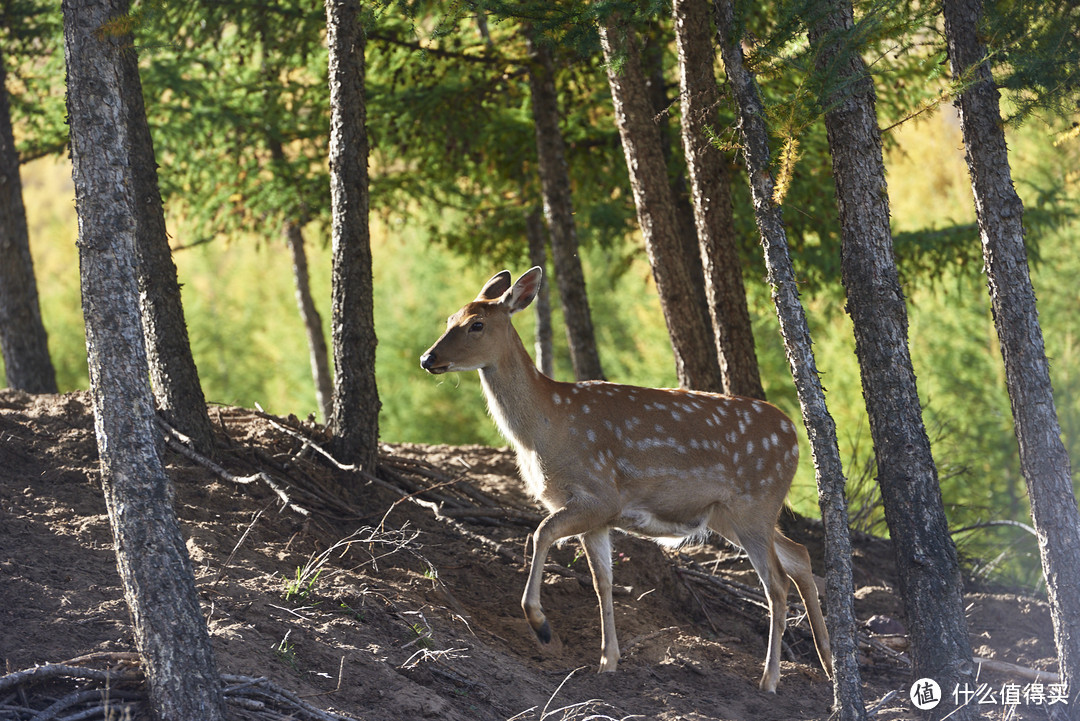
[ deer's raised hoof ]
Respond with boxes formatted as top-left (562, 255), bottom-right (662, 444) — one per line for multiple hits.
top-left (533, 619), bottom-right (552, 644)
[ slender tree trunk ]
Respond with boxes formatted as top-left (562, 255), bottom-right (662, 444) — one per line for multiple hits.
top-left (944, 0), bottom-right (1080, 711)
top-left (326, 0), bottom-right (380, 474)
top-left (595, 10), bottom-right (724, 392)
top-left (714, 1), bottom-right (864, 715)
top-left (285, 220), bottom-right (333, 422)
top-left (525, 33), bottom-right (604, 381)
top-left (122, 39), bottom-right (214, 455)
top-left (265, 118), bottom-right (333, 424)
top-left (63, 1), bottom-right (226, 719)
top-left (807, 2), bottom-right (975, 716)
top-left (641, 28), bottom-right (716, 361)
top-left (525, 207), bottom-right (554, 377)
top-left (0, 51), bottom-right (57, 394)
top-left (673, 0), bottom-right (765, 400)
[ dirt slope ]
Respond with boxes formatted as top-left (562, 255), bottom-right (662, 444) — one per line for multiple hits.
top-left (0, 390), bottom-right (1060, 720)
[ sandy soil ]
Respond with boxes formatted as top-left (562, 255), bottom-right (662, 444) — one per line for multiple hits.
top-left (0, 389), bottom-right (1062, 720)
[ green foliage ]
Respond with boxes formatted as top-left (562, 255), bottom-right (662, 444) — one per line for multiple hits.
top-left (2, 0), bottom-right (65, 160)
top-left (5, 0), bottom-right (1079, 592)
top-left (981, 0), bottom-right (1080, 123)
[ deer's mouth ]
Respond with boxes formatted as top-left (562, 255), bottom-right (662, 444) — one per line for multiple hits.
top-left (420, 352), bottom-right (450, 374)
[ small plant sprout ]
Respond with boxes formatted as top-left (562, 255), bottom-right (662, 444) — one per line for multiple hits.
top-left (274, 630), bottom-right (298, 670)
top-left (279, 525), bottom-right (421, 605)
top-left (282, 564), bottom-right (323, 605)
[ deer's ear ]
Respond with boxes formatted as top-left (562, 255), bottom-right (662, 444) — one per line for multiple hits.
top-left (502, 267), bottom-right (543, 315)
top-left (476, 270), bottom-right (513, 301)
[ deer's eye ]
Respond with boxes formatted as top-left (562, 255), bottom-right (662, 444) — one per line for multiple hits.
top-left (469, 321), bottom-right (484, 333)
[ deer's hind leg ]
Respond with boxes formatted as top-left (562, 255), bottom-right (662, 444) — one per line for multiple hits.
top-left (741, 530), bottom-right (790, 693)
top-left (774, 531), bottom-right (832, 677)
top-left (709, 512), bottom-right (790, 692)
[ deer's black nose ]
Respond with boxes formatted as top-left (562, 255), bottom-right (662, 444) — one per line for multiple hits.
top-left (420, 352), bottom-right (438, 371)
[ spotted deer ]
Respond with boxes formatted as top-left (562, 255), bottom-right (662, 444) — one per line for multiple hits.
top-left (420, 267), bottom-right (832, 692)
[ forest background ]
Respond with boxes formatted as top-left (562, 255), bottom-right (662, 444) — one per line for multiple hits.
top-left (4, 0), bottom-right (1078, 589)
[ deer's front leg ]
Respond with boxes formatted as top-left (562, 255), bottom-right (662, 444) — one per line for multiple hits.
top-left (522, 503), bottom-right (611, 647)
top-left (582, 528), bottom-right (619, 672)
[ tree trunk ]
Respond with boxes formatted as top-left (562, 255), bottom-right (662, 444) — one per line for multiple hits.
top-left (525, 207), bottom-right (554, 377)
top-left (285, 220), bottom-right (334, 422)
top-left (641, 28), bottom-right (717, 367)
top-left (0, 50), bottom-right (57, 394)
top-left (122, 37), bottom-right (214, 456)
top-left (326, 0), bottom-right (380, 474)
top-left (943, 0), bottom-right (1080, 711)
top-left (714, 1), bottom-right (864, 716)
top-left (673, 0), bottom-right (765, 400)
top-left (525, 34), bottom-right (604, 381)
top-left (595, 11), bottom-right (724, 392)
top-left (63, 1), bottom-right (226, 718)
top-left (806, 2), bottom-right (975, 715)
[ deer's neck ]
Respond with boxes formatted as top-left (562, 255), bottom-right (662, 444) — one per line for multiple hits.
top-left (478, 329), bottom-right (554, 454)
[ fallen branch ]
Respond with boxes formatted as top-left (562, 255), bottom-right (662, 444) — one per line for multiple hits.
top-left (974, 657), bottom-right (1060, 683)
top-left (0, 659), bottom-right (359, 721)
top-left (158, 417), bottom-right (312, 518)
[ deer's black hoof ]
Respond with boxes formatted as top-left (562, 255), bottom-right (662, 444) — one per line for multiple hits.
top-left (534, 620), bottom-right (552, 644)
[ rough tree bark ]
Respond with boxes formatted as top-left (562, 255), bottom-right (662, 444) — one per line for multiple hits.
top-left (641, 28), bottom-right (718, 370)
top-left (595, 10), bottom-right (724, 392)
top-left (673, 0), bottom-right (765, 400)
top-left (525, 207), bottom-right (554, 377)
top-left (326, 0), bottom-right (380, 474)
top-left (0, 49), bottom-right (57, 394)
top-left (714, 0), bottom-right (864, 716)
top-left (806, 2), bottom-right (976, 716)
top-left (285, 220), bottom-right (334, 422)
top-left (943, 0), bottom-right (1080, 712)
top-left (525, 33), bottom-right (604, 381)
top-left (63, 0), bottom-right (227, 718)
top-left (122, 36), bottom-right (214, 456)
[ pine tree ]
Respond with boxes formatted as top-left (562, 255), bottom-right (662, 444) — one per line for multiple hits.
top-left (595, 7), bottom-right (724, 392)
top-left (0, 46), bottom-right (57, 394)
top-left (326, 0), bottom-right (380, 474)
top-left (943, 0), bottom-right (1080, 711)
top-left (715, 0), bottom-right (863, 715)
top-left (673, 0), bottom-right (764, 399)
top-left (63, 0), bottom-right (226, 716)
top-left (526, 31), bottom-right (605, 381)
top-left (805, 1), bottom-right (975, 716)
